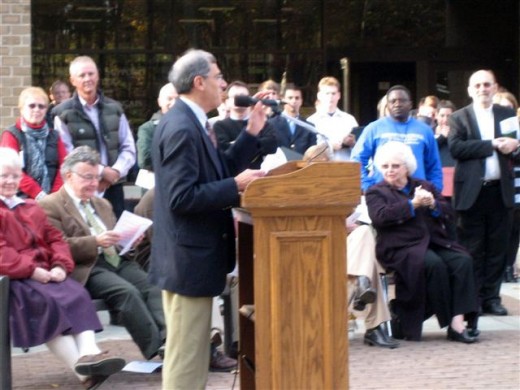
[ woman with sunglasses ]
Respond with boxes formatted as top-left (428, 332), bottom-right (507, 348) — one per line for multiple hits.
top-left (1, 86), bottom-right (67, 199)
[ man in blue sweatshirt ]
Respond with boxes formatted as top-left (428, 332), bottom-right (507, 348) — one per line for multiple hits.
top-left (351, 85), bottom-right (443, 192)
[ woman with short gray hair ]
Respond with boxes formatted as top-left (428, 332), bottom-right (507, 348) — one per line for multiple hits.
top-left (366, 141), bottom-right (479, 343)
top-left (0, 146), bottom-right (125, 389)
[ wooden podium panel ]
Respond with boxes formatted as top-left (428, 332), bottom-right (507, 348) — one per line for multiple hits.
top-left (237, 161), bottom-right (360, 390)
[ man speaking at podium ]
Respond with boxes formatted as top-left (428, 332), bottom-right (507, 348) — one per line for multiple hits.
top-left (149, 49), bottom-right (268, 390)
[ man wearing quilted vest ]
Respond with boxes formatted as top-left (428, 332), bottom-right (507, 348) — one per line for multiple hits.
top-left (53, 56), bottom-right (136, 219)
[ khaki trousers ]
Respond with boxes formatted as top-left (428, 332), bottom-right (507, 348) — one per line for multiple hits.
top-left (347, 224), bottom-right (391, 329)
top-left (161, 291), bottom-right (212, 390)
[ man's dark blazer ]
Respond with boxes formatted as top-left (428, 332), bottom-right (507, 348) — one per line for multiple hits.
top-left (150, 99), bottom-right (261, 297)
top-left (268, 114), bottom-right (317, 155)
top-left (448, 103), bottom-right (518, 211)
top-left (39, 187), bottom-right (117, 285)
top-left (213, 117), bottom-right (277, 169)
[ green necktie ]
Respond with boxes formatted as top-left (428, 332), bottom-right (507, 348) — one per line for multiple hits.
top-left (80, 201), bottom-right (121, 268)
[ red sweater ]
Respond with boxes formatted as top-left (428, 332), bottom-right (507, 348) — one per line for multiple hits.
top-left (0, 119), bottom-right (67, 198)
top-left (0, 200), bottom-right (74, 279)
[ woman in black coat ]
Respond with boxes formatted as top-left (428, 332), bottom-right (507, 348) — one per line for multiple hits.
top-left (366, 141), bottom-right (479, 343)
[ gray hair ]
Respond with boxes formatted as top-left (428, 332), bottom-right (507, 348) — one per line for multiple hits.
top-left (374, 141), bottom-right (417, 176)
top-left (69, 55), bottom-right (97, 77)
top-left (168, 49), bottom-right (216, 94)
top-left (61, 146), bottom-right (100, 178)
top-left (0, 147), bottom-right (23, 171)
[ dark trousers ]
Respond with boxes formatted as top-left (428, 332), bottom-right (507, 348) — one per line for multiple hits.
top-left (424, 248), bottom-right (478, 329)
top-left (506, 207), bottom-right (520, 268)
top-left (456, 185), bottom-right (512, 307)
top-left (86, 257), bottom-right (166, 359)
top-left (104, 183), bottom-right (125, 219)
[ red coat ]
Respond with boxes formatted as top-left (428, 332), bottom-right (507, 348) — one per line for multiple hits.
top-left (0, 200), bottom-right (74, 279)
top-left (0, 120), bottom-right (67, 198)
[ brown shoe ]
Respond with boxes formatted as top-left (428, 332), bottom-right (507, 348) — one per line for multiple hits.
top-left (75, 351), bottom-right (125, 377)
top-left (81, 375), bottom-right (109, 390)
top-left (210, 350), bottom-right (237, 372)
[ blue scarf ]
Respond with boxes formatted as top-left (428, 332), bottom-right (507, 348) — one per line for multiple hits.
top-left (21, 119), bottom-right (51, 193)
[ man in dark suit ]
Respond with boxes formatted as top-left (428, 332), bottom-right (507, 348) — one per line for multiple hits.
top-left (448, 69), bottom-right (520, 316)
top-left (150, 49), bottom-right (267, 389)
top-left (213, 80), bottom-right (277, 169)
top-left (39, 146), bottom-right (166, 361)
top-left (268, 83), bottom-right (317, 155)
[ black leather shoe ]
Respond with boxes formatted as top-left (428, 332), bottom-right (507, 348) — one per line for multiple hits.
top-left (482, 302), bottom-right (508, 316)
top-left (447, 327), bottom-right (476, 344)
top-left (388, 300), bottom-right (405, 340)
top-left (364, 324), bottom-right (399, 349)
top-left (353, 276), bottom-right (376, 311)
top-left (467, 328), bottom-right (480, 338)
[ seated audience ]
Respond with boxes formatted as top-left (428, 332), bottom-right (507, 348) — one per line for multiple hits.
top-left (39, 146), bottom-right (166, 360)
top-left (0, 147), bottom-right (124, 390)
top-left (302, 144), bottom-right (398, 348)
top-left (366, 141), bottom-right (479, 343)
top-left (347, 221), bottom-right (399, 349)
top-left (1, 86), bottom-right (67, 200)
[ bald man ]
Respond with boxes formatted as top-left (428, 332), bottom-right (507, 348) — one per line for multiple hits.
top-left (448, 69), bottom-right (520, 319)
top-left (137, 83), bottom-right (178, 170)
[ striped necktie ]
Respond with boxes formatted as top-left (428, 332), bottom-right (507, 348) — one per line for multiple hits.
top-left (80, 201), bottom-right (121, 268)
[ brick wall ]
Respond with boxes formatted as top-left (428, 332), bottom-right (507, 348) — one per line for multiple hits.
top-left (1, 0), bottom-right (31, 130)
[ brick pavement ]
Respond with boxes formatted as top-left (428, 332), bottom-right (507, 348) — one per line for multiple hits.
top-left (10, 285), bottom-right (520, 390)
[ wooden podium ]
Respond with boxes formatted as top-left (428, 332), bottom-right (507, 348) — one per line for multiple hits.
top-left (235, 161), bottom-right (360, 390)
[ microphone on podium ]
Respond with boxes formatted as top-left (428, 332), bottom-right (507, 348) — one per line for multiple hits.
top-left (234, 95), bottom-right (287, 108)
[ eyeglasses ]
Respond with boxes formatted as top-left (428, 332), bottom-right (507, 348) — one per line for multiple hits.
top-left (27, 103), bottom-right (48, 110)
top-left (204, 73), bottom-right (225, 81)
top-left (381, 164), bottom-right (403, 170)
top-left (72, 171), bottom-right (101, 181)
top-left (472, 82), bottom-right (493, 89)
top-left (0, 173), bottom-right (21, 180)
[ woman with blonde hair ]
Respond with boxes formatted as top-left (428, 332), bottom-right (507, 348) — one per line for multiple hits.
top-left (0, 86), bottom-right (67, 199)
